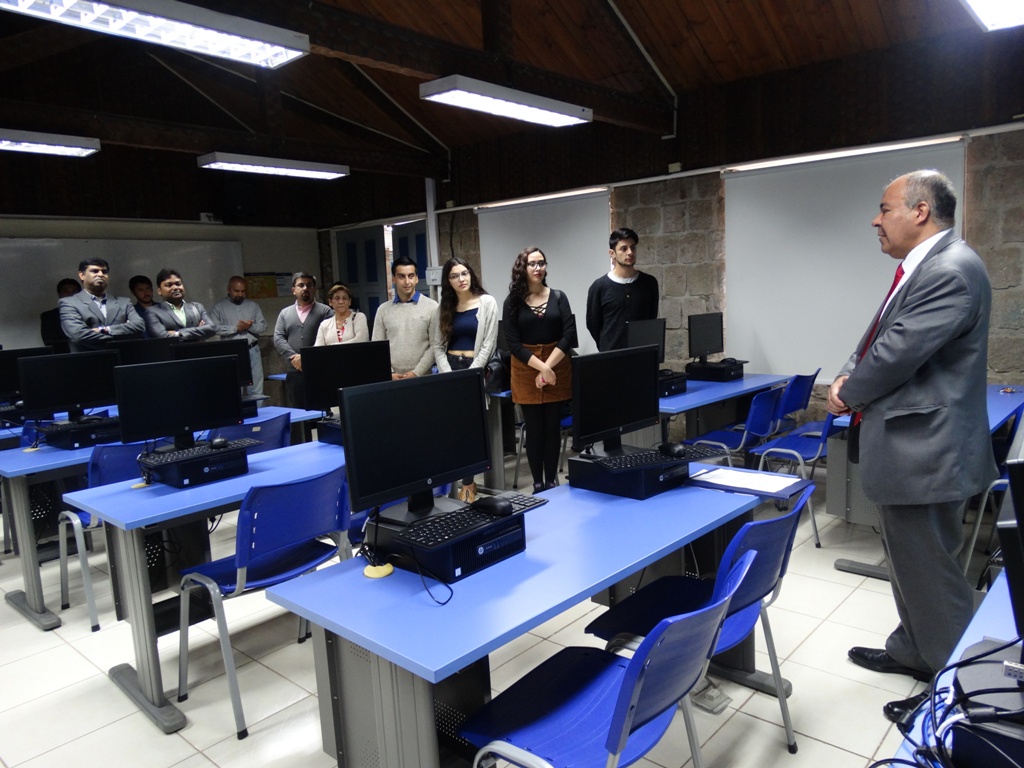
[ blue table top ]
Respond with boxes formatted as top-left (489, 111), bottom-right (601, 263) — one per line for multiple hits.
top-left (62, 441), bottom-right (345, 529)
top-left (0, 406), bottom-right (323, 480)
top-left (832, 383), bottom-right (1024, 431)
top-left (266, 482), bottom-right (760, 683)
top-left (658, 373), bottom-right (792, 414)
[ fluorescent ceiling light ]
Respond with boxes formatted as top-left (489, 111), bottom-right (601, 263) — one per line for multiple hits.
top-left (197, 152), bottom-right (348, 180)
top-left (474, 187), bottom-right (608, 211)
top-left (0, 127), bottom-right (100, 156)
top-left (420, 75), bottom-right (592, 128)
top-left (723, 136), bottom-right (964, 174)
top-left (957, 0), bottom-right (1024, 30)
top-left (0, 0), bottom-right (309, 69)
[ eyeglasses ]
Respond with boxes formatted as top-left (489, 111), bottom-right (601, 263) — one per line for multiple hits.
top-left (526, 260), bottom-right (547, 270)
top-left (448, 270), bottom-right (471, 281)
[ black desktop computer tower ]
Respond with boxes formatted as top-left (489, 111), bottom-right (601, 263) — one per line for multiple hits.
top-left (685, 361), bottom-right (744, 382)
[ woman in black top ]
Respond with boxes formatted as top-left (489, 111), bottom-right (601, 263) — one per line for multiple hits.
top-left (502, 247), bottom-right (576, 491)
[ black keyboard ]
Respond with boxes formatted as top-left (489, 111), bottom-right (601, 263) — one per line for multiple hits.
top-left (138, 438), bottom-right (263, 467)
top-left (394, 506), bottom-right (495, 550)
top-left (0, 403), bottom-right (19, 413)
top-left (592, 450), bottom-right (679, 472)
top-left (672, 444), bottom-right (729, 462)
top-left (41, 416), bottom-right (119, 433)
top-left (499, 492), bottom-right (549, 514)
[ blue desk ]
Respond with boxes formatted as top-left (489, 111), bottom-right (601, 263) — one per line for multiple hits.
top-left (658, 373), bottom-right (791, 442)
top-left (62, 440), bottom-right (346, 733)
top-left (0, 405), bottom-right (322, 632)
top-left (267, 482), bottom-right (761, 767)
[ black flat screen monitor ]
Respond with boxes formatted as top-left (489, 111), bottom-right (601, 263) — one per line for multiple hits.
top-left (110, 337), bottom-right (178, 366)
top-left (115, 356), bottom-right (242, 450)
top-left (18, 351), bottom-right (119, 421)
top-left (0, 347), bottom-right (52, 401)
top-left (172, 338), bottom-right (252, 387)
top-left (301, 341), bottom-right (392, 413)
top-left (341, 368), bottom-right (491, 525)
top-left (626, 318), bottom-right (666, 364)
top-left (1000, 418), bottom-right (1024, 661)
top-left (688, 312), bottom-right (724, 364)
top-left (571, 345), bottom-right (660, 452)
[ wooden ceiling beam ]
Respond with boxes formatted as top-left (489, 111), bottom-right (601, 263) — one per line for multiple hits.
top-left (0, 98), bottom-right (446, 177)
top-left (0, 24), bottom-right (99, 73)
top-left (193, 0), bottom-right (674, 134)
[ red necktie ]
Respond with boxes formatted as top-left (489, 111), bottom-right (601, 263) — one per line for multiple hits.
top-left (852, 263), bottom-right (905, 426)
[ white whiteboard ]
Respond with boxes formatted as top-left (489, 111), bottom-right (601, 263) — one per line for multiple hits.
top-left (0, 238), bottom-right (243, 350)
top-left (477, 191), bottom-right (611, 355)
top-left (724, 144), bottom-right (966, 381)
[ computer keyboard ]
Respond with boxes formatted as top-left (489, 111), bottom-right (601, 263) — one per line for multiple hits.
top-left (592, 450), bottom-right (678, 472)
top-left (671, 444), bottom-right (729, 462)
top-left (394, 505), bottom-right (492, 550)
top-left (499, 492), bottom-right (549, 514)
top-left (137, 438), bottom-right (263, 467)
top-left (40, 416), bottom-right (120, 433)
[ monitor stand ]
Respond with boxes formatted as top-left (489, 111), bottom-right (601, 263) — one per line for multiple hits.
top-left (376, 489), bottom-right (466, 527)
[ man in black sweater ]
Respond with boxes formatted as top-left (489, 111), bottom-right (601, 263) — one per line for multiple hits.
top-left (585, 227), bottom-right (660, 352)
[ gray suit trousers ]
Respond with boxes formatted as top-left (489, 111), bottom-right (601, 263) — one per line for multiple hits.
top-left (877, 499), bottom-right (974, 673)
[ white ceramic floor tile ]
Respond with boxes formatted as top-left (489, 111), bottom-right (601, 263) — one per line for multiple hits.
top-left (258, 637), bottom-right (318, 693)
top-left (200, 697), bottom-right (335, 768)
top-left (489, 628), bottom-right (544, 671)
top-left (0, 644), bottom-right (99, 713)
top-left (828, 587), bottom-right (901, 636)
top-left (752, 606), bottom-right (821, 660)
top-left (0, 618), bottom-right (66, 666)
top-left (786, 539), bottom-right (870, 588)
top-left (772, 572), bottom-right (857, 620)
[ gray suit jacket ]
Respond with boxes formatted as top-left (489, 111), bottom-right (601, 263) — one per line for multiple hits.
top-left (59, 291), bottom-right (144, 352)
top-left (144, 301), bottom-right (217, 342)
top-left (838, 231), bottom-right (997, 505)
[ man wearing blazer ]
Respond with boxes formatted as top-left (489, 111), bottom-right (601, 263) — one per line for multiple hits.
top-left (144, 267), bottom-right (217, 342)
top-left (828, 170), bottom-right (997, 721)
top-left (60, 258), bottom-right (145, 352)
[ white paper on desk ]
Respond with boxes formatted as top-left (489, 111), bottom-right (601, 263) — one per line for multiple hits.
top-left (689, 467), bottom-right (797, 493)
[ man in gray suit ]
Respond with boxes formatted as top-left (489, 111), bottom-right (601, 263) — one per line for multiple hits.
top-left (828, 170), bottom-right (997, 721)
top-left (60, 258), bottom-right (145, 352)
top-left (273, 272), bottom-right (332, 409)
top-left (144, 268), bottom-right (217, 342)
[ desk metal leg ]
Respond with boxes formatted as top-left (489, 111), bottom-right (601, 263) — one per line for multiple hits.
top-left (2, 476), bottom-right (61, 630)
top-left (834, 557), bottom-right (890, 581)
top-left (483, 397), bottom-right (505, 492)
top-left (108, 527), bottom-right (186, 734)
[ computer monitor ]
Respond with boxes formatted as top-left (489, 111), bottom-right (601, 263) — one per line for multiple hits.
top-left (687, 312), bottom-right (724, 364)
top-left (109, 337), bottom-right (178, 366)
top-left (1000, 419), bottom-right (1024, 662)
top-left (571, 345), bottom-right (660, 452)
top-left (626, 318), bottom-right (666, 364)
top-left (340, 369), bottom-right (491, 525)
top-left (301, 341), bottom-right (392, 414)
top-left (115, 356), bottom-right (242, 450)
top-left (0, 346), bottom-right (52, 401)
top-left (18, 351), bottom-right (119, 421)
top-left (172, 338), bottom-right (253, 388)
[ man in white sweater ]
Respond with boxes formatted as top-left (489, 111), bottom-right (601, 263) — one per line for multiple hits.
top-left (371, 255), bottom-right (438, 379)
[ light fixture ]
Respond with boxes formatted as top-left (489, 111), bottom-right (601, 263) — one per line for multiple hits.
top-left (0, 127), bottom-right (100, 157)
top-left (420, 75), bottom-right (592, 128)
top-left (0, 0), bottom-right (309, 69)
top-left (197, 152), bottom-right (348, 180)
top-left (722, 136), bottom-right (964, 174)
top-left (957, 0), bottom-right (1024, 30)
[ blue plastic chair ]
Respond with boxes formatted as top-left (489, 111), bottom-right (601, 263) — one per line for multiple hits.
top-left (586, 486), bottom-right (815, 756)
top-left (685, 386), bottom-right (783, 467)
top-left (177, 466), bottom-right (349, 739)
top-left (459, 550), bottom-right (757, 768)
top-left (208, 411), bottom-right (291, 453)
top-left (58, 442), bottom-right (146, 631)
top-left (749, 414), bottom-right (840, 547)
top-left (771, 369), bottom-right (820, 436)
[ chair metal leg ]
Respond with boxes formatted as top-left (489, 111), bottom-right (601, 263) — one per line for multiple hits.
top-left (58, 511), bottom-right (100, 631)
top-left (513, 423), bottom-right (525, 489)
top-left (559, 430), bottom-right (569, 473)
top-left (177, 579), bottom-right (194, 703)
top-left (964, 479), bottom-right (1005, 574)
top-left (761, 607), bottom-right (797, 753)
top-left (679, 695), bottom-right (704, 768)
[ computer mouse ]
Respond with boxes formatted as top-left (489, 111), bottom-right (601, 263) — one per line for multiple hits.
top-left (471, 495), bottom-right (514, 517)
top-left (657, 441), bottom-right (689, 459)
top-left (210, 437), bottom-right (230, 450)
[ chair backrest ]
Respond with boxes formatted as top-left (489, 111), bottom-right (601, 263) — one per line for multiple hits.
top-left (209, 412), bottom-right (291, 454)
top-left (775, 369), bottom-right (820, 422)
top-left (711, 485), bottom-right (814, 614)
top-left (19, 419), bottom-right (50, 447)
top-left (235, 466), bottom-right (348, 570)
top-left (88, 442), bottom-right (147, 487)
top-left (742, 387), bottom-right (784, 440)
top-left (605, 549), bottom-right (757, 756)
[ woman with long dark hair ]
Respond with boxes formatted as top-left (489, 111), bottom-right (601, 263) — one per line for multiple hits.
top-left (503, 247), bottom-right (576, 492)
top-left (432, 257), bottom-right (498, 501)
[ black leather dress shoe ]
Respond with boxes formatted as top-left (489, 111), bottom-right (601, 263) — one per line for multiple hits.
top-left (848, 647), bottom-right (932, 682)
top-left (883, 691), bottom-right (930, 723)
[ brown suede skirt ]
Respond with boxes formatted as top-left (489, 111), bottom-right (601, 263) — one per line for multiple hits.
top-left (510, 342), bottom-right (572, 404)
